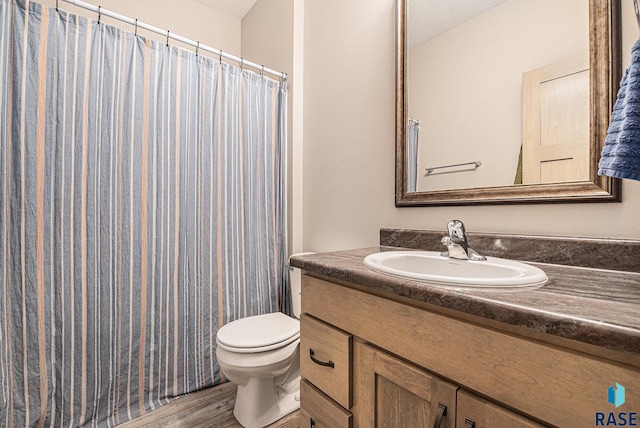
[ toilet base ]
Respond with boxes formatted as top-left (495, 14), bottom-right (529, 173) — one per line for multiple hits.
top-left (233, 375), bottom-right (301, 428)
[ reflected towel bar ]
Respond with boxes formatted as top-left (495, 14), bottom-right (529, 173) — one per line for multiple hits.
top-left (426, 161), bottom-right (481, 174)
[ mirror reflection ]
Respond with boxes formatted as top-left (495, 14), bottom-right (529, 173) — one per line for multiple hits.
top-left (405, 0), bottom-right (589, 193)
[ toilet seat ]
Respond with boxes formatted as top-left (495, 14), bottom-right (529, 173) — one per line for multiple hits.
top-left (217, 312), bottom-right (300, 353)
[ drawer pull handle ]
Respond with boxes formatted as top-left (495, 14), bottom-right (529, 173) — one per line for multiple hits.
top-left (309, 349), bottom-right (335, 368)
top-left (310, 417), bottom-right (315, 427)
top-left (433, 403), bottom-right (447, 428)
top-left (464, 418), bottom-right (476, 428)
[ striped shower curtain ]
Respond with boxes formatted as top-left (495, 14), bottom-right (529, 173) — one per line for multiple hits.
top-left (0, 0), bottom-right (288, 426)
top-left (406, 122), bottom-right (419, 192)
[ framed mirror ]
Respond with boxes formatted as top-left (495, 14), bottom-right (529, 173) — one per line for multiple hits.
top-left (395, 0), bottom-right (622, 206)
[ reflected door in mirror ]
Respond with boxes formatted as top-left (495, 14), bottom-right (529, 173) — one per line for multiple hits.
top-left (522, 54), bottom-right (590, 184)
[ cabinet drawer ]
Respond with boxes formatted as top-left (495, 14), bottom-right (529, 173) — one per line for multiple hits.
top-left (300, 379), bottom-right (352, 428)
top-left (456, 390), bottom-right (546, 428)
top-left (300, 314), bottom-right (351, 409)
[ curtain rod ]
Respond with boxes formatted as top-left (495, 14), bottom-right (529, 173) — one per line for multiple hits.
top-left (60, 0), bottom-right (287, 80)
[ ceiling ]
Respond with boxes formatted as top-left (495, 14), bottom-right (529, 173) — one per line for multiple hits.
top-left (408, 0), bottom-right (507, 48)
top-left (195, 0), bottom-right (259, 19)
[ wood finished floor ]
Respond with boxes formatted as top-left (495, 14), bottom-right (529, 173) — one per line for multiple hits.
top-left (117, 382), bottom-right (300, 428)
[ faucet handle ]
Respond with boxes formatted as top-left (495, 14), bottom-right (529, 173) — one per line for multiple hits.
top-left (442, 220), bottom-right (487, 261)
top-left (446, 220), bottom-right (467, 241)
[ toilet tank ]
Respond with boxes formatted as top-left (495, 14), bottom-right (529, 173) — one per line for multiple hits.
top-left (289, 252), bottom-right (315, 319)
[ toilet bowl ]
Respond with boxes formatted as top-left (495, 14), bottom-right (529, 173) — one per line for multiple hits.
top-left (216, 312), bottom-right (300, 428)
top-left (215, 253), bottom-right (312, 428)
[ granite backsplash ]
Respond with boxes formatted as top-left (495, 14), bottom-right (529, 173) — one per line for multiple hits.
top-left (380, 228), bottom-right (640, 274)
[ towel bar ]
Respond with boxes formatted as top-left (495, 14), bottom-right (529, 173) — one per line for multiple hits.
top-left (425, 161), bottom-right (481, 174)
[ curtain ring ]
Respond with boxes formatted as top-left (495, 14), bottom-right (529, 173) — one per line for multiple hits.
top-left (134, 19), bottom-right (138, 36)
top-left (240, 57), bottom-right (244, 70)
top-left (260, 65), bottom-right (264, 77)
top-left (218, 50), bottom-right (223, 64)
top-left (55, 0), bottom-right (58, 11)
top-left (97, 6), bottom-right (101, 23)
top-left (195, 41), bottom-right (200, 57)
top-left (166, 30), bottom-right (170, 47)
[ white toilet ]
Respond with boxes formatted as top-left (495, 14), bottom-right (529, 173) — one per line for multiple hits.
top-left (216, 254), bottom-right (309, 428)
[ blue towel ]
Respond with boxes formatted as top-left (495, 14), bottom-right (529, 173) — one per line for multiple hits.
top-left (598, 37), bottom-right (640, 181)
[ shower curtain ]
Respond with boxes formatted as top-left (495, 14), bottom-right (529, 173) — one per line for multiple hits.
top-left (0, 0), bottom-right (288, 426)
top-left (406, 122), bottom-right (419, 192)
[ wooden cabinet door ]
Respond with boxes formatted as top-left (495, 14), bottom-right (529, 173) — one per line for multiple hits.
top-left (352, 340), bottom-right (457, 428)
top-left (456, 390), bottom-right (547, 428)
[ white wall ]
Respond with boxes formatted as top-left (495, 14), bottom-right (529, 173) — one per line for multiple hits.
top-left (242, 0), bottom-right (293, 76)
top-left (302, 0), bottom-right (640, 253)
top-left (303, 0), bottom-right (398, 251)
top-left (241, 0), bottom-right (306, 255)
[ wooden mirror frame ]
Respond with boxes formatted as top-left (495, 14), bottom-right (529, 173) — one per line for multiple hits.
top-left (395, 0), bottom-right (622, 206)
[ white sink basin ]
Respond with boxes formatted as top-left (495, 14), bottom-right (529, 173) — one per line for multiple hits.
top-left (363, 251), bottom-right (547, 290)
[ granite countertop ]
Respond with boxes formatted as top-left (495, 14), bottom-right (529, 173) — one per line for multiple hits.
top-left (290, 246), bottom-right (640, 357)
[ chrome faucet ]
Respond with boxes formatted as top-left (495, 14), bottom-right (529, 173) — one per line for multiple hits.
top-left (440, 220), bottom-right (487, 261)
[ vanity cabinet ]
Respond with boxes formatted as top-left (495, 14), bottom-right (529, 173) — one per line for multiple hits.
top-left (300, 274), bottom-right (640, 427)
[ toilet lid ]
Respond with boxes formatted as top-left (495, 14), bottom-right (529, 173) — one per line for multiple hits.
top-left (217, 312), bottom-right (300, 350)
